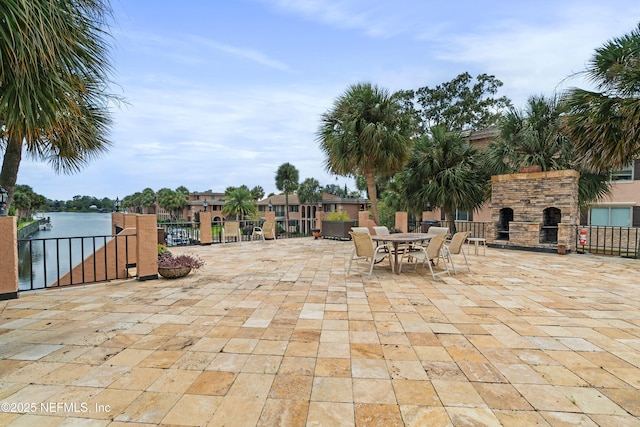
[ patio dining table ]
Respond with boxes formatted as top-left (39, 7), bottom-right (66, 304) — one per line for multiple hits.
top-left (371, 232), bottom-right (433, 274)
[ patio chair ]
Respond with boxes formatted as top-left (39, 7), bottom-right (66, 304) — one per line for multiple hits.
top-left (252, 221), bottom-right (276, 242)
top-left (351, 226), bottom-right (371, 235)
top-left (425, 226), bottom-right (449, 238)
top-left (373, 225), bottom-right (410, 254)
top-left (372, 226), bottom-right (390, 236)
top-left (443, 231), bottom-right (471, 274)
top-left (399, 234), bottom-right (450, 280)
top-left (221, 221), bottom-right (241, 245)
top-left (347, 231), bottom-right (393, 277)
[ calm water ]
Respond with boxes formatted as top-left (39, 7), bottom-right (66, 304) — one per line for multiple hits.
top-left (19, 212), bottom-right (113, 290)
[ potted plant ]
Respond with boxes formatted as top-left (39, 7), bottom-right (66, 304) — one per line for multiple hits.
top-left (310, 228), bottom-right (321, 239)
top-left (321, 211), bottom-right (356, 240)
top-left (157, 244), bottom-right (204, 279)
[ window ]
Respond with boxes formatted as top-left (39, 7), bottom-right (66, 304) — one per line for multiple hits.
top-left (611, 165), bottom-right (633, 181)
top-left (442, 209), bottom-right (471, 221)
top-left (290, 205), bottom-right (299, 213)
top-left (275, 206), bottom-right (285, 216)
top-left (454, 210), bottom-right (470, 221)
top-left (590, 207), bottom-right (631, 226)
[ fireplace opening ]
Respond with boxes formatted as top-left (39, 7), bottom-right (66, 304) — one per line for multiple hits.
top-left (541, 207), bottom-right (561, 243)
top-left (497, 208), bottom-right (513, 240)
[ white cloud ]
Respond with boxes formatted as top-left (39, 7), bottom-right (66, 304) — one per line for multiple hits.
top-left (14, 0), bottom-right (639, 202)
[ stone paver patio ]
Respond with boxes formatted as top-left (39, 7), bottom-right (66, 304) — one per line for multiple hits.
top-left (0, 237), bottom-right (639, 426)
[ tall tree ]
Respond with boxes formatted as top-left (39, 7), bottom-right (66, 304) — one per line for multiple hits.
top-left (323, 184), bottom-right (348, 198)
top-left (157, 187), bottom-right (188, 221)
top-left (317, 82), bottom-right (412, 225)
top-left (484, 94), bottom-right (611, 210)
top-left (564, 24), bottom-right (640, 172)
top-left (297, 178), bottom-right (322, 205)
top-left (0, 0), bottom-right (117, 209)
top-left (397, 126), bottom-right (488, 234)
top-left (415, 72), bottom-right (512, 133)
top-left (140, 188), bottom-right (157, 213)
top-left (222, 187), bottom-right (257, 220)
top-left (275, 162), bottom-right (299, 232)
top-left (250, 186), bottom-right (265, 201)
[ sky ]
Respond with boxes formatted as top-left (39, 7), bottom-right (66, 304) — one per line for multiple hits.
top-left (15, 0), bottom-right (640, 201)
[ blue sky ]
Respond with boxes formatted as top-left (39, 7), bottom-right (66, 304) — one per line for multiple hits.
top-left (17, 0), bottom-right (640, 201)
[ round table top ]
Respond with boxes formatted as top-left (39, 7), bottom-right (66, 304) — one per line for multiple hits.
top-left (371, 233), bottom-right (433, 242)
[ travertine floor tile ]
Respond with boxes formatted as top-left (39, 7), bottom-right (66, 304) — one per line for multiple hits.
top-left (307, 402), bottom-right (354, 427)
top-left (355, 403), bottom-right (404, 426)
top-left (310, 377), bottom-right (353, 402)
top-left (206, 396), bottom-right (266, 427)
top-left (2, 238), bottom-right (640, 425)
top-left (257, 398), bottom-right (309, 427)
top-left (161, 393), bottom-right (221, 425)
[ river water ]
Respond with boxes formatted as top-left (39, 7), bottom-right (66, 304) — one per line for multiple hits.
top-left (19, 212), bottom-right (113, 290)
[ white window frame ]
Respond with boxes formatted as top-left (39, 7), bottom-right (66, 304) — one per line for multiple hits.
top-left (611, 164), bottom-right (633, 181)
top-left (590, 206), bottom-right (632, 226)
top-left (454, 209), bottom-right (470, 221)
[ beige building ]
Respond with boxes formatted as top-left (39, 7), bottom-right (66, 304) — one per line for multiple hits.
top-left (427, 129), bottom-right (640, 228)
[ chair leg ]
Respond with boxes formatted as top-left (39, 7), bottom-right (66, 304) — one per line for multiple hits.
top-left (347, 248), bottom-right (356, 274)
top-left (461, 250), bottom-right (470, 272)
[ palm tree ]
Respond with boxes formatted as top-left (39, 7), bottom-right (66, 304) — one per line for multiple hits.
top-left (484, 95), bottom-right (611, 210)
top-left (250, 186), bottom-right (265, 201)
top-left (297, 178), bottom-right (322, 205)
top-left (317, 82), bottom-right (412, 225)
top-left (275, 162), bottom-right (299, 233)
top-left (157, 188), bottom-right (188, 221)
top-left (0, 0), bottom-right (117, 209)
top-left (222, 187), bottom-right (256, 220)
top-left (563, 23), bottom-right (640, 172)
top-left (397, 126), bottom-right (488, 234)
top-left (140, 188), bottom-right (157, 213)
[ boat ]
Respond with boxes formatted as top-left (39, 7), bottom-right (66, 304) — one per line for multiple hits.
top-left (39, 221), bottom-right (53, 231)
top-left (34, 212), bottom-right (53, 230)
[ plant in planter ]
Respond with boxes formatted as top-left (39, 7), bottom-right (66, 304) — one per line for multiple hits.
top-left (321, 211), bottom-right (356, 240)
top-left (157, 245), bottom-right (204, 279)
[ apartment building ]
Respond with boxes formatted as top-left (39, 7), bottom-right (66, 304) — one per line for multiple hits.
top-left (257, 192), bottom-right (368, 234)
top-left (429, 129), bottom-right (640, 227)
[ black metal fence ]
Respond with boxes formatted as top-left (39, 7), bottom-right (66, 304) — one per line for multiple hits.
top-left (575, 225), bottom-right (640, 258)
top-left (158, 219), bottom-right (316, 247)
top-left (18, 233), bottom-right (135, 291)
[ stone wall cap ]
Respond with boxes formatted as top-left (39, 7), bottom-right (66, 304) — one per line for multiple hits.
top-left (491, 169), bottom-right (580, 182)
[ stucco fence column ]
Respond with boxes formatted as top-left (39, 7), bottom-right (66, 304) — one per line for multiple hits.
top-left (395, 212), bottom-right (408, 233)
top-left (0, 216), bottom-right (18, 300)
top-left (136, 215), bottom-right (158, 281)
top-left (200, 211), bottom-right (212, 245)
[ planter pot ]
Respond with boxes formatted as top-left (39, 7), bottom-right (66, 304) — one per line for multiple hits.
top-left (158, 266), bottom-right (192, 279)
top-left (321, 220), bottom-right (356, 240)
top-left (557, 244), bottom-right (567, 255)
top-left (311, 228), bottom-right (321, 239)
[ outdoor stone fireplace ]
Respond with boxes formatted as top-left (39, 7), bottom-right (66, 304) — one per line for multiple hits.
top-left (489, 169), bottom-right (579, 251)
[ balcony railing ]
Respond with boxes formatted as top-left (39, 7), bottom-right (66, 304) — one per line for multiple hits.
top-left (18, 233), bottom-right (134, 291)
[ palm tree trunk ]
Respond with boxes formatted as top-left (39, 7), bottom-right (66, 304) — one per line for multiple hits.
top-left (444, 209), bottom-right (457, 234)
top-left (0, 134), bottom-right (23, 211)
top-left (285, 192), bottom-right (290, 235)
top-left (365, 170), bottom-right (380, 225)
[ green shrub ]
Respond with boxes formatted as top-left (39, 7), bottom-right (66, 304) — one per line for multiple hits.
top-left (324, 211), bottom-right (350, 221)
